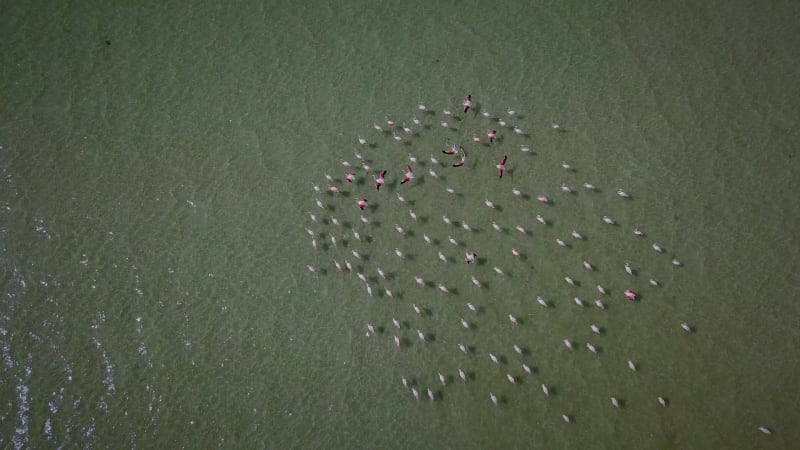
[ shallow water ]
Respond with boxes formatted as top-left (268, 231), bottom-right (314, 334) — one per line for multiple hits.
top-left (1, 0), bottom-right (798, 448)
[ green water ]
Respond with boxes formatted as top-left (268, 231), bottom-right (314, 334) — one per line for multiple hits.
top-left (1, 1), bottom-right (798, 448)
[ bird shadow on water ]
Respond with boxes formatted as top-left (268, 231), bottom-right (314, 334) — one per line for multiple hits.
top-left (592, 345), bottom-right (604, 355)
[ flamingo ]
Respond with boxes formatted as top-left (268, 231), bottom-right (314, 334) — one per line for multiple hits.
top-left (471, 276), bottom-right (481, 288)
top-left (594, 299), bottom-right (605, 310)
top-left (496, 155), bottom-right (507, 177)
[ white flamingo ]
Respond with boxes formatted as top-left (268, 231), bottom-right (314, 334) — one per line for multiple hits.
top-left (594, 299), bottom-right (605, 310)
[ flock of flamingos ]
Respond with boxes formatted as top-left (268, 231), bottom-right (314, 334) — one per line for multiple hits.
top-left (304, 95), bottom-right (773, 436)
